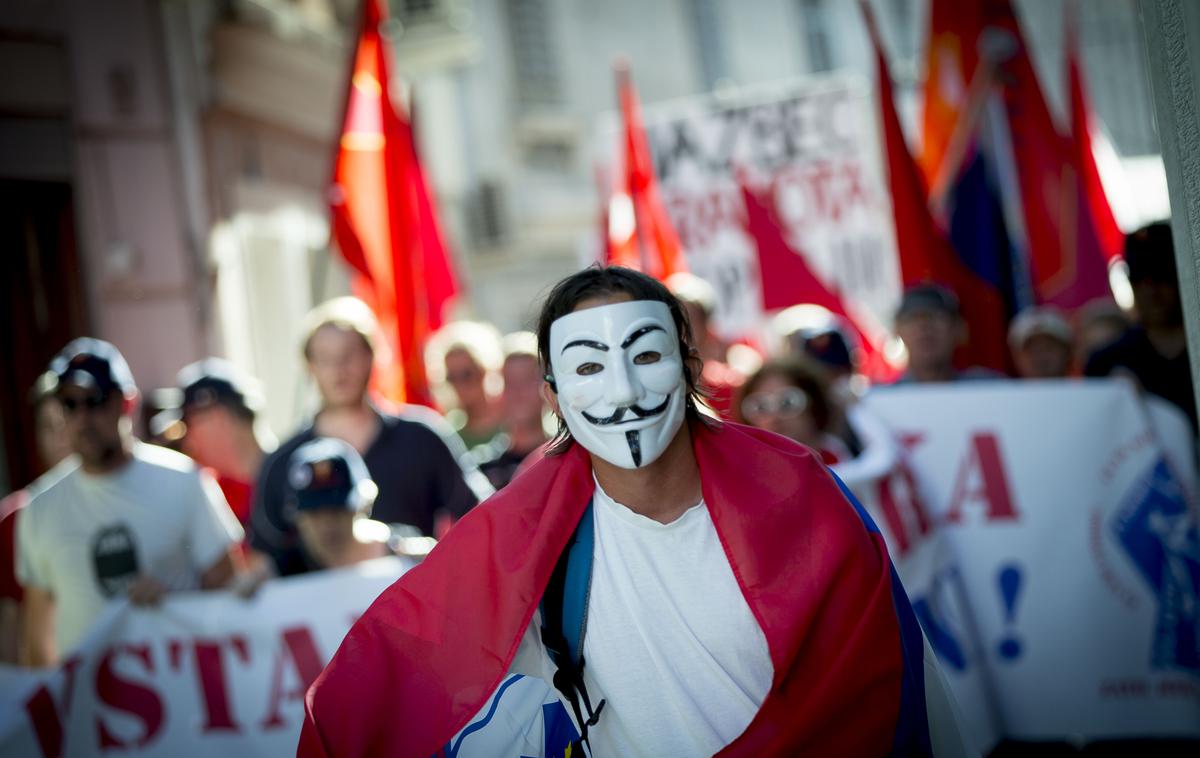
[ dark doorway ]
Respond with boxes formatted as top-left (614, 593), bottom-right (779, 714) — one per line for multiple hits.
top-left (0, 180), bottom-right (88, 491)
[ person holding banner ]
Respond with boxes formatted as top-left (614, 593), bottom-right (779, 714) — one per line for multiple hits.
top-left (16, 339), bottom-right (244, 667)
top-left (300, 266), bottom-right (966, 757)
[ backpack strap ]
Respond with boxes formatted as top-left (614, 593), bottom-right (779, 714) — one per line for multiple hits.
top-left (540, 499), bottom-right (604, 747)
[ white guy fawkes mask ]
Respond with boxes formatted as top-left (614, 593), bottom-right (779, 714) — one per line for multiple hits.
top-left (549, 299), bottom-right (687, 469)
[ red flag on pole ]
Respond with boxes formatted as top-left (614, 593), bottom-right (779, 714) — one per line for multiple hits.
top-left (980, 0), bottom-right (1109, 309)
top-left (604, 61), bottom-right (688, 280)
top-left (863, 0), bottom-right (1010, 372)
top-left (1066, 0), bottom-right (1124, 263)
top-left (329, 0), bottom-right (459, 406)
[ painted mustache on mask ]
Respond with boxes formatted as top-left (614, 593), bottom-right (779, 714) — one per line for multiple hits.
top-left (580, 396), bottom-right (670, 426)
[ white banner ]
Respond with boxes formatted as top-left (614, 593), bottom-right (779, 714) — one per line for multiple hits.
top-left (596, 75), bottom-right (901, 339)
top-left (0, 557), bottom-right (409, 757)
top-left (856, 380), bottom-right (1200, 751)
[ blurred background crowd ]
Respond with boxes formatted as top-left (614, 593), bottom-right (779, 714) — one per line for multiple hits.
top-left (0, 0), bottom-right (1198, 738)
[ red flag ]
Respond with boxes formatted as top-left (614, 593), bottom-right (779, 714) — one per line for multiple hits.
top-left (862, 1), bottom-right (1009, 372)
top-left (604, 62), bottom-right (688, 280)
top-left (329, 0), bottom-right (459, 406)
top-left (981, 0), bottom-right (1109, 309)
top-left (863, 2), bottom-right (956, 288)
top-left (1066, 0), bottom-right (1123, 263)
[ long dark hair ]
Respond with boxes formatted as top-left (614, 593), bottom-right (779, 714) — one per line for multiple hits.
top-left (536, 265), bottom-right (710, 455)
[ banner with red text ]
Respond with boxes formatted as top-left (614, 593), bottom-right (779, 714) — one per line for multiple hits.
top-left (855, 381), bottom-right (1200, 751)
top-left (596, 75), bottom-right (901, 341)
top-left (0, 557), bottom-right (409, 757)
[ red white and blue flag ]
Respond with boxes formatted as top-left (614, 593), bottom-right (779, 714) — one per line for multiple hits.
top-left (299, 422), bottom-right (934, 756)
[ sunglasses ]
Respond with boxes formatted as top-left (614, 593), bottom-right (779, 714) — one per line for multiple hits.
top-left (60, 393), bottom-right (110, 413)
top-left (741, 388), bottom-right (809, 420)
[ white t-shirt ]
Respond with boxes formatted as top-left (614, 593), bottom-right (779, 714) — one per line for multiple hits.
top-left (16, 443), bottom-right (243, 653)
top-left (578, 479), bottom-right (774, 757)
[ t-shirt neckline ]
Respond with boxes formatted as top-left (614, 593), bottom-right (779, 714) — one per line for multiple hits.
top-left (592, 475), bottom-right (705, 531)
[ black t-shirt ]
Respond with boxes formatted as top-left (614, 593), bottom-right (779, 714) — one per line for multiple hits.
top-left (1085, 327), bottom-right (1196, 431)
top-left (250, 410), bottom-right (479, 575)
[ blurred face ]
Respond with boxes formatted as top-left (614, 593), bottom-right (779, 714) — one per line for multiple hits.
top-left (307, 325), bottom-right (373, 409)
top-left (444, 349), bottom-right (487, 409)
top-left (1014, 335), bottom-right (1072, 379)
top-left (896, 310), bottom-right (960, 375)
top-left (34, 397), bottom-right (71, 471)
top-left (58, 385), bottom-right (125, 468)
top-left (296, 508), bottom-right (356, 564)
top-left (740, 373), bottom-right (821, 447)
top-left (181, 406), bottom-right (237, 471)
top-left (501, 354), bottom-right (545, 428)
top-left (1132, 276), bottom-right (1183, 330)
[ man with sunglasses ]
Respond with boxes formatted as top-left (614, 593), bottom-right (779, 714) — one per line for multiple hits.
top-left (16, 339), bottom-right (243, 667)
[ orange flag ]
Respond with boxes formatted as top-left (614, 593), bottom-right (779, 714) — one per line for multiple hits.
top-left (329, 0), bottom-right (459, 406)
top-left (604, 61), bottom-right (688, 280)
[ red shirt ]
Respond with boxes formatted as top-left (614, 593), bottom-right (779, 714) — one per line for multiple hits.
top-left (0, 491), bottom-right (28, 603)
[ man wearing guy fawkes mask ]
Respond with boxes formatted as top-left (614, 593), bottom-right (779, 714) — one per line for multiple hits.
top-left (302, 268), bottom-right (966, 758)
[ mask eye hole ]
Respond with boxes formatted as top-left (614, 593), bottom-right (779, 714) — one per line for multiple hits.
top-left (632, 351), bottom-right (661, 365)
top-left (576, 362), bottom-right (604, 376)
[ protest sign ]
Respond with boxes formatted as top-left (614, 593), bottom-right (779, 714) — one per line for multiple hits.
top-left (856, 381), bottom-right (1200, 750)
top-left (0, 557), bottom-right (408, 757)
top-left (597, 75), bottom-right (901, 340)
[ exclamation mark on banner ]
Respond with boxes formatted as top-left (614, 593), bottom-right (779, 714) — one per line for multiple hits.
top-left (996, 563), bottom-right (1024, 661)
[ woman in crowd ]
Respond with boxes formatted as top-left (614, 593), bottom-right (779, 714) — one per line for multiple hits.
top-left (734, 358), bottom-right (850, 465)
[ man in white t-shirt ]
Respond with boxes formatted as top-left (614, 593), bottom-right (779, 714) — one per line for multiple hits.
top-left (17, 339), bottom-right (243, 667)
top-left (302, 267), bottom-right (966, 757)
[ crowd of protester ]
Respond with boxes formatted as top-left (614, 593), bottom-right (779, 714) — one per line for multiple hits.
top-left (0, 219), bottom-right (1192, 670)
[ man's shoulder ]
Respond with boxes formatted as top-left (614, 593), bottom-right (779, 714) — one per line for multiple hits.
top-left (133, 441), bottom-right (201, 475)
top-left (25, 457), bottom-right (83, 508)
top-left (378, 411), bottom-right (454, 450)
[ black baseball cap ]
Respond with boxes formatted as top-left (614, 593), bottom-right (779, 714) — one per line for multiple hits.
top-left (791, 325), bottom-right (856, 371)
top-left (48, 338), bottom-right (137, 398)
top-left (149, 358), bottom-right (262, 438)
top-left (895, 284), bottom-right (961, 322)
top-left (286, 438), bottom-right (377, 515)
top-left (177, 358), bottom-right (261, 418)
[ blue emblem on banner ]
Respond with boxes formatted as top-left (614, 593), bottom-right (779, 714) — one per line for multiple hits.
top-left (1111, 459), bottom-right (1200, 675)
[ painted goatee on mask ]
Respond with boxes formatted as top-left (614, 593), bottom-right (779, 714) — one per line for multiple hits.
top-left (549, 300), bottom-right (687, 469)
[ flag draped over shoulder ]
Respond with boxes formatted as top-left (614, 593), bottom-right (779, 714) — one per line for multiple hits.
top-left (299, 421), bottom-right (931, 757)
top-left (603, 62), bottom-right (689, 281)
top-left (862, 1), bottom-right (1010, 372)
top-left (330, 0), bottom-right (459, 406)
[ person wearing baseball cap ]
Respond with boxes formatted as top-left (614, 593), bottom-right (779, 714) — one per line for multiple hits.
top-left (1008, 307), bottom-right (1075, 379)
top-left (154, 359), bottom-right (276, 527)
top-left (285, 438), bottom-right (407, 571)
top-left (892, 284), bottom-right (1002, 384)
top-left (16, 338), bottom-right (243, 667)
